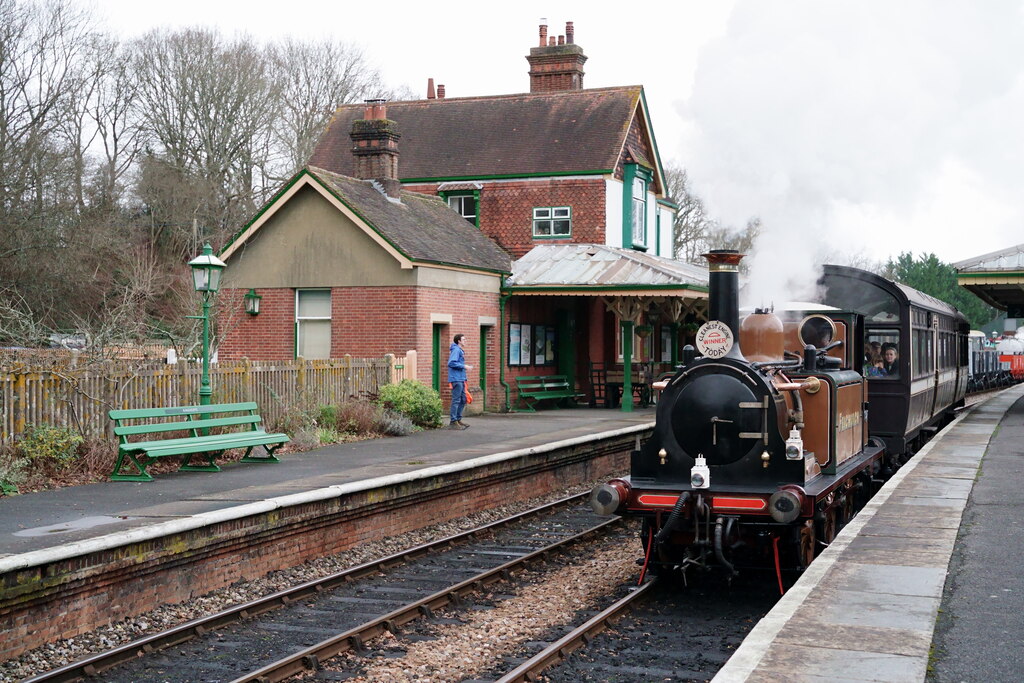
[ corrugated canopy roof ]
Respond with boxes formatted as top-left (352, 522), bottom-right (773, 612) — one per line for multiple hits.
top-left (953, 243), bottom-right (1024, 272)
top-left (507, 244), bottom-right (708, 293)
top-left (953, 243), bottom-right (1024, 314)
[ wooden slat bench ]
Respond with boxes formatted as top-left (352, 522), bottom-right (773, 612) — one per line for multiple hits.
top-left (514, 375), bottom-right (585, 412)
top-left (108, 402), bottom-right (289, 482)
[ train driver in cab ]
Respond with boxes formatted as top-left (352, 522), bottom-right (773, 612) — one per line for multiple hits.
top-left (880, 343), bottom-right (899, 377)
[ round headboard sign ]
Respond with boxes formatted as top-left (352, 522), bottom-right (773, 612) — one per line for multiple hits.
top-left (696, 320), bottom-right (734, 359)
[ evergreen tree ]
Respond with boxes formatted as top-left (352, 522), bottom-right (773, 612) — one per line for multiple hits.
top-left (884, 252), bottom-right (995, 329)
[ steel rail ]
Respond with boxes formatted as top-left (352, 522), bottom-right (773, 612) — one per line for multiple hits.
top-left (232, 515), bottom-right (621, 683)
top-left (495, 578), bottom-right (658, 683)
top-left (25, 492), bottom-right (596, 683)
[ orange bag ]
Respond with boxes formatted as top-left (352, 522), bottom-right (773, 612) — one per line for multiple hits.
top-left (448, 382), bottom-right (473, 403)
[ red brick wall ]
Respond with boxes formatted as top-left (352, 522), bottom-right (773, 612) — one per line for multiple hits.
top-left (405, 178), bottom-right (607, 257)
top-left (218, 285), bottom-right (505, 412)
top-left (219, 288), bottom-right (296, 361)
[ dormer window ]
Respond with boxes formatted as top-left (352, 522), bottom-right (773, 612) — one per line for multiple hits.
top-left (631, 176), bottom-right (647, 247)
top-left (447, 194), bottom-right (477, 224)
top-left (533, 206), bottom-right (572, 237)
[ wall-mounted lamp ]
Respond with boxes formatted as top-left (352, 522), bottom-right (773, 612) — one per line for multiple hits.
top-left (244, 288), bottom-right (262, 315)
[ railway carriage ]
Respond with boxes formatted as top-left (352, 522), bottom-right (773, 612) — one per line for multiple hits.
top-left (818, 265), bottom-right (968, 457)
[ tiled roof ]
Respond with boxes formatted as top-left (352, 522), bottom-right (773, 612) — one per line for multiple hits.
top-left (953, 243), bottom-right (1024, 272)
top-left (507, 244), bottom-right (708, 290)
top-left (308, 87), bottom-right (644, 180)
top-left (310, 167), bottom-right (512, 273)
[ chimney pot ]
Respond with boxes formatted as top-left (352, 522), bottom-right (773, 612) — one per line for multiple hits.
top-left (548, 36), bottom-right (556, 46)
top-left (558, 35), bottom-right (564, 45)
top-left (427, 78), bottom-right (435, 99)
top-left (566, 21), bottom-right (574, 44)
top-left (437, 84), bottom-right (445, 99)
top-left (539, 21), bottom-right (547, 47)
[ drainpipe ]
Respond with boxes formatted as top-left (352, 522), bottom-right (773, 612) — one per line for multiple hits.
top-left (499, 292), bottom-right (513, 411)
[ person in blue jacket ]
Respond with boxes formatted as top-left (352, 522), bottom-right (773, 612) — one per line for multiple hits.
top-left (448, 333), bottom-right (472, 429)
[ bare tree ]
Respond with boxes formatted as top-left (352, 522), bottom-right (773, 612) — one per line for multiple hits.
top-left (269, 38), bottom-right (393, 177)
top-left (664, 163), bottom-right (712, 265)
top-left (132, 28), bottom-right (280, 250)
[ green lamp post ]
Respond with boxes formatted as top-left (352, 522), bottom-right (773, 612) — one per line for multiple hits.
top-left (188, 243), bottom-right (226, 406)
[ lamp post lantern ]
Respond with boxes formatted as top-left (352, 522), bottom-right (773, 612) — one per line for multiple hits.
top-left (188, 243), bottom-right (226, 406)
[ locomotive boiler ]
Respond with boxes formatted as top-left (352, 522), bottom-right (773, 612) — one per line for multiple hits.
top-left (591, 250), bottom-right (887, 582)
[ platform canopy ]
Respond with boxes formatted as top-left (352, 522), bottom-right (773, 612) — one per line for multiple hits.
top-left (505, 243), bottom-right (709, 323)
top-left (954, 243), bottom-right (1024, 317)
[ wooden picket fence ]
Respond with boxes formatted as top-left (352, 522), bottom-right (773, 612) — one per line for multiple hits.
top-left (0, 352), bottom-right (416, 445)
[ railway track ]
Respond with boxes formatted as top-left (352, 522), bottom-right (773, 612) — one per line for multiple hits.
top-left (26, 493), bottom-right (619, 683)
top-left (496, 574), bottom-right (777, 682)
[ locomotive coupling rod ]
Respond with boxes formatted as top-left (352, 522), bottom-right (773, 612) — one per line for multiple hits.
top-left (774, 376), bottom-right (821, 394)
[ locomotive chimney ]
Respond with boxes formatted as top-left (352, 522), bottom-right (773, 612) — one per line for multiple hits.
top-left (703, 249), bottom-right (745, 359)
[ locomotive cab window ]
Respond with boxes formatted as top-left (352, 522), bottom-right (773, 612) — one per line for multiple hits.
top-left (864, 329), bottom-right (899, 379)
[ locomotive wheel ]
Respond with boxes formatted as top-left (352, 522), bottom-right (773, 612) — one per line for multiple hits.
top-left (798, 520), bottom-right (816, 569)
top-left (816, 508), bottom-right (837, 546)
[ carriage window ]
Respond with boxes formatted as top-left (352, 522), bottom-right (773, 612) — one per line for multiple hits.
top-left (864, 329), bottom-right (899, 379)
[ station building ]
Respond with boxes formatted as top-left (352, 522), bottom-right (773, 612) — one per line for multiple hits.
top-left (218, 21), bottom-right (708, 412)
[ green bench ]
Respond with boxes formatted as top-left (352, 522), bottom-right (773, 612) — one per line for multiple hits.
top-left (108, 402), bottom-right (289, 482)
top-left (514, 375), bottom-right (585, 412)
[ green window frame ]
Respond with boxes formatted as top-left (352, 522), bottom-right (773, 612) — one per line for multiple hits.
top-left (533, 206), bottom-right (572, 238)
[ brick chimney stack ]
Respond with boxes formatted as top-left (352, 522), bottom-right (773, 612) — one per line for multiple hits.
top-left (527, 20), bottom-right (586, 93)
top-left (350, 99), bottom-right (402, 199)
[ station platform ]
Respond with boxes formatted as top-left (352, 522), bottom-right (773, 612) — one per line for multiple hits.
top-left (714, 384), bottom-right (1024, 683)
top-left (0, 407), bottom-right (654, 561)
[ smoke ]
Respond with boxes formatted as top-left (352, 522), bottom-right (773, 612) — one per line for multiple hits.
top-left (678, 0), bottom-right (1024, 287)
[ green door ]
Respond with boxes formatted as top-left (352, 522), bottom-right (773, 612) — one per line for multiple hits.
top-left (432, 324), bottom-right (444, 392)
top-left (479, 325), bottom-right (489, 408)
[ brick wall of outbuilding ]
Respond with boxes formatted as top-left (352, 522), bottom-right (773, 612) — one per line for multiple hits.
top-left (218, 285), bottom-right (504, 413)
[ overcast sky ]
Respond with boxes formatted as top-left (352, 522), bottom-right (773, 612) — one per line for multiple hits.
top-left (91, 0), bottom-right (1024, 291)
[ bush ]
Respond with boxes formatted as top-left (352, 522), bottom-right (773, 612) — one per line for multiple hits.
top-left (332, 400), bottom-right (380, 435)
top-left (16, 424), bottom-right (83, 472)
top-left (377, 380), bottom-right (442, 428)
top-left (376, 409), bottom-right (414, 436)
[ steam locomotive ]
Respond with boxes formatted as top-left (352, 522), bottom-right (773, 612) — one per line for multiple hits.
top-left (590, 251), bottom-right (968, 582)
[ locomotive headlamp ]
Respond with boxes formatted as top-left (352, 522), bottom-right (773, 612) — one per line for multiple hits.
top-left (769, 488), bottom-right (804, 524)
top-left (785, 428), bottom-right (804, 460)
top-left (690, 455), bottom-right (710, 489)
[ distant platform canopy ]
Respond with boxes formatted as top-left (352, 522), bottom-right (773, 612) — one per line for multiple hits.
top-left (954, 244), bottom-right (1024, 316)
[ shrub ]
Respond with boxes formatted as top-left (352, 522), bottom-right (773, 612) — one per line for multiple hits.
top-left (317, 427), bottom-right (341, 445)
top-left (272, 396), bottom-right (319, 436)
top-left (333, 400), bottom-right (380, 434)
top-left (377, 380), bottom-right (442, 428)
top-left (15, 424), bottom-right (83, 472)
top-left (289, 428), bottom-right (320, 452)
top-left (376, 409), bottom-right (415, 436)
top-left (0, 449), bottom-right (27, 494)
